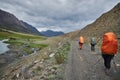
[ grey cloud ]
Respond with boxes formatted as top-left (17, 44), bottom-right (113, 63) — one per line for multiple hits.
top-left (0, 0), bottom-right (120, 33)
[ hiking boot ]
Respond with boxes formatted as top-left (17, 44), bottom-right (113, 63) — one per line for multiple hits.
top-left (105, 69), bottom-right (111, 76)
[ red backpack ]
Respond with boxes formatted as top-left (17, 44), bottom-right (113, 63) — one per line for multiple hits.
top-left (101, 32), bottom-right (118, 54)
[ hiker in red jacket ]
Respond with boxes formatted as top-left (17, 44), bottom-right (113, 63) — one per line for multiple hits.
top-left (78, 36), bottom-right (84, 50)
top-left (101, 32), bottom-right (118, 75)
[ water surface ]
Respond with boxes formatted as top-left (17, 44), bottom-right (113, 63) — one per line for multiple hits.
top-left (0, 39), bottom-right (9, 54)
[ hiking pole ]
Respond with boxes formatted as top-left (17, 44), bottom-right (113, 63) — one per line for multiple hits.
top-left (112, 52), bottom-right (120, 73)
top-left (112, 58), bottom-right (117, 73)
top-left (93, 57), bottom-right (102, 66)
top-left (112, 54), bottom-right (120, 73)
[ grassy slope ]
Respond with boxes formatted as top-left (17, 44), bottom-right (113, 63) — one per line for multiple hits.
top-left (0, 29), bottom-right (48, 54)
top-left (0, 29), bottom-right (45, 40)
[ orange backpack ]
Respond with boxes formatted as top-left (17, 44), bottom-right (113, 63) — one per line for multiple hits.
top-left (79, 36), bottom-right (84, 43)
top-left (101, 32), bottom-right (118, 54)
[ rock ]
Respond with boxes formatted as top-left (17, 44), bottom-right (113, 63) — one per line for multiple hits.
top-left (40, 75), bottom-right (46, 80)
top-left (40, 59), bottom-right (44, 64)
top-left (51, 69), bottom-right (56, 74)
top-left (12, 74), bottom-right (17, 79)
top-left (21, 67), bottom-right (31, 79)
top-left (116, 63), bottom-right (120, 67)
top-left (34, 60), bottom-right (40, 63)
top-left (49, 53), bottom-right (55, 58)
top-left (49, 47), bottom-right (51, 51)
top-left (16, 73), bottom-right (19, 78)
top-left (0, 58), bottom-right (7, 63)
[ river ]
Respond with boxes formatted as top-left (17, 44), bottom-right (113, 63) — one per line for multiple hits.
top-left (0, 39), bottom-right (9, 54)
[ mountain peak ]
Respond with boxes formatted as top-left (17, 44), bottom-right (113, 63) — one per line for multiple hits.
top-left (41, 30), bottom-right (64, 37)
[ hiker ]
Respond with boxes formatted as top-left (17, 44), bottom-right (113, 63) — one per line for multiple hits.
top-left (90, 37), bottom-right (96, 51)
top-left (101, 32), bottom-right (118, 75)
top-left (78, 36), bottom-right (84, 50)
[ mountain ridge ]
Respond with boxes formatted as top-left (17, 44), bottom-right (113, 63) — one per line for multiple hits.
top-left (41, 30), bottom-right (64, 37)
top-left (0, 9), bottom-right (41, 35)
top-left (21, 21), bottom-right (42, 35)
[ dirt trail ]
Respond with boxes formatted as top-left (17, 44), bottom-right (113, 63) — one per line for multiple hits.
top-left (64, 41), bottom-right (120, 80)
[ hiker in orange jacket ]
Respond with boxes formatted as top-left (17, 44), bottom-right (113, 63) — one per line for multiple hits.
top-left (101, 32), bottom-right (118, 75)
top-left (78, 36), bottom-right (84, 50)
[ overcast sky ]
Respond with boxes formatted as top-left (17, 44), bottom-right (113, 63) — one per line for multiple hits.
top-left (0, 0), bottom-right (119, 33)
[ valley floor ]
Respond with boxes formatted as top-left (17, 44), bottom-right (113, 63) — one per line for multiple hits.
top-left (0, 40), bottom-right (120, 80)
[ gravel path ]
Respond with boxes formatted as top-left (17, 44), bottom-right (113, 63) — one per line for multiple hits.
top-left (64, 41), bottom-right (120, 80)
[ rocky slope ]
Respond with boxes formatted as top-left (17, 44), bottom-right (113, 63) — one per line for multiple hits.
top-left (64, 3), bottom-right (120, 43)
top-left (0, 34), bottom-right (69, 80)
top-left (0, 9), bottom-right (41, 35)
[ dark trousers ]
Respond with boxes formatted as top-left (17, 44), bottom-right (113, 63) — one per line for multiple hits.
top-left (79, 42), bottom-right (83, 49)
top-left (91, 44), bottom-right (95, 51)
top-left (102, 54), bottom-right (114, 69)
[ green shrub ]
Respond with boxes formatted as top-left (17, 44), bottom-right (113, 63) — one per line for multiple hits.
top-left (23, 48), bottom-right (33, 55)
top-left (55, 52), bottom-right (64, 64)
top-left (32, 66), bottom-right (42, 75)
top-left (55, 42), bottom-right (70, 64)
top-left (48, 75), bottom-right (55, 80)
